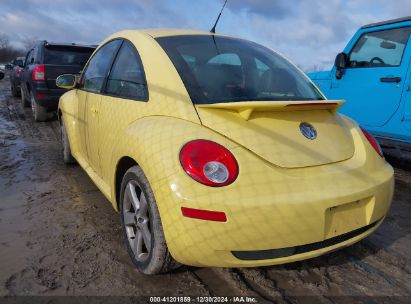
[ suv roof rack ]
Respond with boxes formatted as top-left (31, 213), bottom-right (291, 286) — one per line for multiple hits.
top-left (361, 16), bottom-right (411, 29)
top-left (43, 41), bottom-right (96, 48)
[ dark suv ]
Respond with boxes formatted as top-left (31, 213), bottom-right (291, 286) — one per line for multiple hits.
top-left (20, 41), bottom-right (96, 121)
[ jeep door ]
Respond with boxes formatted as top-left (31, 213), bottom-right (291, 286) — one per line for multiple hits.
top-left (403, 58), bottom-right (411, 134)
top-left (331, 26), bottom-right (411, 127)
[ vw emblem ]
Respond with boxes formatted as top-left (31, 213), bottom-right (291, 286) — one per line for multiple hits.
top-left (299, 122), bottom-right (317, 140)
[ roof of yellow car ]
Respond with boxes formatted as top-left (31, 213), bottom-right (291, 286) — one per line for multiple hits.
top-left (137, 28), bottom-right (227, 38)
top-left (100, 29), bottom-right (235, 51)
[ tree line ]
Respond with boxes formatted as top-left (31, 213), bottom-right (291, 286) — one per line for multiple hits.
top-left (0, 33), bottom-right (36, 63)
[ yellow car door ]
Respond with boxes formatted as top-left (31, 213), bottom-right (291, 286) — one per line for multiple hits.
top-left (85, 92), bottom-right (102, 172)
top-left (75, 89), bottom-right (89, 162)
top-left (77, 39), bottom-right (122, 174)
top-left (97, 40), bottom-right (150, 185)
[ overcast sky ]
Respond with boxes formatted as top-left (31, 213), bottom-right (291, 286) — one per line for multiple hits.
top-left (0, 0), bottom-right (410, 71)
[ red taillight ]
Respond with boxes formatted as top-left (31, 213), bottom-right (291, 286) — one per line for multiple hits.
top-left (181, 207), bottom-right (227, 222)
top-left (32, 64), bottom-right (45, 81)
top-left (179, 139), bottom-right (238, 187)
top-left (35, 93), bottom-right (47, 99)
top-left (15, 67), bottom-right (23, 75)
top-left (360, 127), bottom-right (383, 157)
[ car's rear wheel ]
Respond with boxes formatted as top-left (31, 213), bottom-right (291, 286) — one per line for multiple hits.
top-left (60, 117), bottom-right (75, 164)
top-left (20, 88), bottom-right (30, 107)
top-left (120, 166), bottom-right (179, 274)
top-left (31, 93), bottom-right (48, 121)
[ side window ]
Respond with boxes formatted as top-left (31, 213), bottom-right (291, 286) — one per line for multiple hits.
top-left (32, 47), bottom-right (37, 63)
top-left (105, 41), bottom-right (148, 100)
top-left (182, 54), bottom-right (197, 72)
top-left (80, 39), bottom-right (122, 93)
top-left (349, 27), bottom-right (411, 68)
top-left (208, 53), bottom-right (241, 65)
top-left (26, 50), bottom-right (33, 66)
top-left (255, 58), bottom-right (269, 76)
top-left (30, 47), bottom-right (37, 64)
top-left (24, 51), bottom-right (30, 66)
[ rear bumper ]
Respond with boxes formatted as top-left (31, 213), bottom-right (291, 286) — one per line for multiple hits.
top-left (32, 84), bottom-right (67, 110)
top-left (159, 165), bottom-right (393, 267)
top-left (232, 218), bottom-right (381, 261)
top-left (153, 125), bottom-right (394, 267)
top-left (212, 218), bottom-right (385, 267)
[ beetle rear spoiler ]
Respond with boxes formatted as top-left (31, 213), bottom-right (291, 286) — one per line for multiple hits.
top-left (196, 100), bottom-right (345, 120)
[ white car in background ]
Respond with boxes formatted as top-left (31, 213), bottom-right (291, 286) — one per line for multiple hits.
top-left (0, 64), bottom-right (5, 80)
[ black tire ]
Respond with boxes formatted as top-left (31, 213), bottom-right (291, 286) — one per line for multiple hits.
top-left (20, 88), bottom-right (30, 107)
top-left (11, 84), bottom-right (20, 97)
top-left (120, 166), bottom-right (180, 274)
top-left (61, 117), bottom-right (76, 164)
top-left (30, 93), bottom-right (48, 121)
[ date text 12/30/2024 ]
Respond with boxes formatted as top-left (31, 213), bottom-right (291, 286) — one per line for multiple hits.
top-left (149, 296), bottom-right (258, 303)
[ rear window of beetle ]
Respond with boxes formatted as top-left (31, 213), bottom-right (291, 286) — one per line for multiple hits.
top-left (156, 35), bottom-right (324, 104)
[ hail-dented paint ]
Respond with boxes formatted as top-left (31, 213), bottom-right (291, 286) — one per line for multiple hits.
top-left (59, 29), bottom-right (394, 267)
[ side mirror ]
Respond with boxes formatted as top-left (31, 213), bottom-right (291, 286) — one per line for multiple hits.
top-left (335, 52), bottom-right (348, 69)
top-left (56, 74), bottom-right (76, 89)
top-left (334, 52), bottom-right (348, 80)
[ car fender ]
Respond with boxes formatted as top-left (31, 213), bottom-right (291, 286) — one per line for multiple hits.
top-left (109, 115), bottom-right (238, 210)
top-left (58, 90), bottom-right (80, 156)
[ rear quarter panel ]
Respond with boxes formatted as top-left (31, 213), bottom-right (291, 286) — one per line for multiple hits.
top-left (108, 116), bottom-right (238, 211)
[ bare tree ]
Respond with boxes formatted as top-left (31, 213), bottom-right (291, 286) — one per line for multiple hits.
top-left (21, 36), bottom-right (38, 50)
top-left (0, 33), bottom-right (25, 62)
top-left (0, 33), bottom-right (10, 49)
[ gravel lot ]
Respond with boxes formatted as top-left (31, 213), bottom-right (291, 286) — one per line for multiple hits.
top-left (0, 77), bottom-right (410, 304)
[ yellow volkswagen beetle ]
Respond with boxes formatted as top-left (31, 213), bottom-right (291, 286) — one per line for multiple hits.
top-left (57, 29), bottom-right (394, 274)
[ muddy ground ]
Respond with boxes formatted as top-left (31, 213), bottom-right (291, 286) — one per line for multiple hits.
top-left (0, 77), bottom-right (410, 304)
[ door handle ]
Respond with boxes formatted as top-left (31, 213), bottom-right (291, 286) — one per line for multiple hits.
top-left (90, 106), bottom-right (98, 114)
top-left (380, 77), bottom-right (401, 83)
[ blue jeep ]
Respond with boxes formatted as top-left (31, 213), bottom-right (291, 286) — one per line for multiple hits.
top-left (309, 16), bottom-right (411, 157)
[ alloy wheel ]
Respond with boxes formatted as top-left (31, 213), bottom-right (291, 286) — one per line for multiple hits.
top-left (122, 180), bottom-right (152, 262)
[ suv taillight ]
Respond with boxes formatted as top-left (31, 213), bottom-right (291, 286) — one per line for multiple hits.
top-left (32, 64), bottom-right (45, 81)
top-left (15, 67), bottom-right (23, 75)
top-left (360, 127), bottom-right (383, 157)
